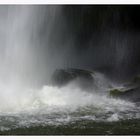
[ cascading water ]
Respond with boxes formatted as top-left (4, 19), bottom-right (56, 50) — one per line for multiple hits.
top-left (0, 5), bottom-right (140, 133)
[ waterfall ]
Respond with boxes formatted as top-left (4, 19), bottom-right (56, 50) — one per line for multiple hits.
top-left (0, 6), bottom-right (66, 87)
top-left (0, 5), bottom-right (139, 132)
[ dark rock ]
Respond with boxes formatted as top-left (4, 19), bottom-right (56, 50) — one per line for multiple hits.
top-left (51, 69), bottom-right (140, 102)
top-left (50, 68), bottom-right (95, 91)
top-left (110, 89), bottom-right (124, 97)
top-left (110, 87), bottom-right (140, 102)
top-left (109, 75), bottom-right (140, 102)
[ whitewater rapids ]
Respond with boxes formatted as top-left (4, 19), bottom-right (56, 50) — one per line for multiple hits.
top-left (0, 81), bottom-right (139, 131)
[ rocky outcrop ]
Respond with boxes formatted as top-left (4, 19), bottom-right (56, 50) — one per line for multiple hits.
top-left (51, 69), bottom-right (140, 102)
top-left (109, 75), bottom-right (140, 102)
top-left (50, 68), bottom-right (95, 91)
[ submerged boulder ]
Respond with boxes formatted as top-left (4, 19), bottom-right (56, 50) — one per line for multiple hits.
top-left (109, 87), bottom-right (140, 102)
top-left (50, 68), bottom-right (95, 91)
top-left (51, 69), bottom-right (140, 102)
top-left (110, 88), bottom-right (135, 97)
top-left (110, 89), bottom-right (124, 97)
top-left (109, 75), bottom-right (140, 102)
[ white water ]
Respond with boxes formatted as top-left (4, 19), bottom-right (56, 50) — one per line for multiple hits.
top-left (0, 83), bottom-right (135, 115)
top-left (0, 6), bottom-right (140, 131)
top-left (0, 81), bottom-right (139, 131)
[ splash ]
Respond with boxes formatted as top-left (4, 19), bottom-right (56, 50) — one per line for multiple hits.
top-left (0, 82), bottom-right (139, 131)
top-left (0, 6), bottom-right (139, 132)
top-left (0, 84), bottom-right (135, 114)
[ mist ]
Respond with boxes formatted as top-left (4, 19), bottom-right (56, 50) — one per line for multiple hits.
top-left (0, 6), bottom-right (68, 87)
top-left (0, 5), bottom-right (140, 133)
top-left (0, 5), bottom-right (139, 87)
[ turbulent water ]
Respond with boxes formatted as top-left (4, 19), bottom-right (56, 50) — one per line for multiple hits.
top-left (0, 6), bottom-right (140, 133)
top-left (0, 78), bottom-right (140, 131)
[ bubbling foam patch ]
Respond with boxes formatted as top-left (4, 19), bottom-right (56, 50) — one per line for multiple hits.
top-left (0, 83), bottom-right (136, 115)
top-left (0, 82), bottom-right (139, 131)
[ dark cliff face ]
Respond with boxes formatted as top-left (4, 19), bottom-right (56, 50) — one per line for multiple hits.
top-left (57, 6), bottom-right (140, 81)
top-left (24, 5), bottom-right (140, 84)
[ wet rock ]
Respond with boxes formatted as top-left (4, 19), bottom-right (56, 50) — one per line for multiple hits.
top-left (110, 89), bottom-right (124, 97)
top-left (50, 68), bottom-right (95, 91)
top-left (109, 75), bottom-right (140, 102)
top-left (110, 87), bottom-right (140, 102)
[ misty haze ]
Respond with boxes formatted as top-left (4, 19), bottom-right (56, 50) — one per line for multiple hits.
top-left (0, 5), bottom-right (140, 135)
